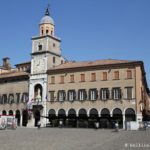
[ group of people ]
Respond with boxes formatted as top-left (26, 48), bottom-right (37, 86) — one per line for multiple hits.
top-left (37, 120), bottom-right (119, 131)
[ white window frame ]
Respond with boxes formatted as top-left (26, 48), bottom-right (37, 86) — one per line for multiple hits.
top-left (58, 91), bottom-right (65, 102)
top-left (90, 89), bottom-right (97, 100)
top-left (68, 90), bottom-right (75, 101)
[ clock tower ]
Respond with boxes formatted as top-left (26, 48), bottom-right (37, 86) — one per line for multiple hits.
top-left (28, 8), bottom-right (64, 127)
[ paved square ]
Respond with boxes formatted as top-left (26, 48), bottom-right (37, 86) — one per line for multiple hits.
top-left (0, 128), bottom-right (150, 150)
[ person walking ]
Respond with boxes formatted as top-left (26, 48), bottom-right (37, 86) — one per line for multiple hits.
top-left (37, 120), bottom-right (41, 129)
top-left (115, 122), bottom-right (119, 132)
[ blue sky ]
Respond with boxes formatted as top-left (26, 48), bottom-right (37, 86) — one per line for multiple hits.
top-left (0, 0), bottom-right (150, 87)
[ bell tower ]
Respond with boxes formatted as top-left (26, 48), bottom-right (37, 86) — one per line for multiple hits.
top-left (28, 7), bottom-right (64, 127)
top-left (39, 8), bottom-right (55, 36)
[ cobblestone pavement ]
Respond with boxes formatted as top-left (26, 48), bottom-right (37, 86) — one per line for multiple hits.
top-left (0, 128), bottom-right (150, 150)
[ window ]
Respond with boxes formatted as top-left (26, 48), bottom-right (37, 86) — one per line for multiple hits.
top-left (91, 73), bottom-right (96, 81)
top-left (53, 57), bottom-right (56, 63)
top-left (78, 89), bottom-right (87, 101)
top-left (89, 89), bottom-right (98, 100)
top-left (100, 88), bottom-right (109, 100)
top-left (2, 94), bottom-right (7, 104)
top-left (70, 75), bottom-right (74, 83)
top-left (46, 29), bottom-right (49, 34)
top-left (112, 88), bottom-right (122, 100)
top-left (53, 43), bottom-right (56, 47)
top-left (41, 30), bottom-right (44, 35)
top-left (80, 74), bottom-right (85, 82)
top-left (68, 90), bottom-right (76, 101)
top-left (8, 94), bottom-right (14, 104)
top-left (21, 93), bottom-right (28, 103)
top-left (125, 87), bottom-right (133, 100)
top-left (16, 93), bottom-right (20, 104)
top-left (102, 72), bottom-right (107, 81)
top-left (127, 70), bottom-right (132, 79)
top-left (61, 60), bottom-right (63, 64)
top-left (38, 45), bottom-right (42, 51)
top-left (49, 91), bottom-right (55, 102)
top-left (114, 71), bottom-right (119, 80)
top-left (60, 76), bottom-right (64, 84)
top-left (51, 76), bottom-right (55, 84)
top-left (51, 30), bottom-right (53, 35)
top-left (58, 90), bottom-right (65, 102)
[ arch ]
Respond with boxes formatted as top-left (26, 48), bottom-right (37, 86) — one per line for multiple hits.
top-left (48, 109), bottom-right (56, 116)
top-left (15, 110), bottom-right (21, 126)
top-left (112, 108), bottom-right (123, 128)
top-left (125, 108), bottom-right (135, 115)
top-left (68, 108), bottom-right (76, 118)
top-left (89, 108), bottom-right (98, 118)
top-left (113, 108), bottom-right (122, 115)
top-left (67, 109), bottom-right (77, 127)
top-left (58, 109), bottom-right (66, 117)
top-left (79, 108), bottom-right (87, 116)
top-left (34, 84), bottom-right (42, 102)
top-left (125, 108), bottom-right (136, 121)
top-left (100, 108), bottom-right (111, 128)
top-left (101, 108), bottom-right (110, 117)
top-left (9, 110), bottom-right (13, 115)
top-left (78, 108), bottom-right (88, 128)
top-left (2, 110), bottom-right (6, 115)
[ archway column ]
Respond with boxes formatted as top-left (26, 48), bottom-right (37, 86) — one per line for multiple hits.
top-left (20, 115), bottom-right (23, 127)
top-left (136, 113), bottom-right (142, 122)
top-left (123, 113), bottom-right (125, 130)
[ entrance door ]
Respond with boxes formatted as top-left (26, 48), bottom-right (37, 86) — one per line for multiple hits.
top-left (34, 110), bottom-right (40, 127)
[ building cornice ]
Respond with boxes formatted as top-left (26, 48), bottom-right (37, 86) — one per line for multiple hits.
top-left (31, 51), bottom-right (61, 57)
top-left (47, 61), bottom-right (143, 75)
top-left (31, 35), bottom-right (61, 42)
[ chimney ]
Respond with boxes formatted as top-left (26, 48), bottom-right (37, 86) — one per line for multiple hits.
top-left (3, 57), bottom-right (11, 70)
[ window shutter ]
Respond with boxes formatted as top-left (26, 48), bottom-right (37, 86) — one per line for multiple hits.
top-left (96, 89), bottom-right (98, 99)
top-left (112, 89), bottom-right (114, 99)
top-left (119, 88), bottom-right (122, 99)
top-left (100, 89), bottom-right (102, 100)
top-left (67, 91), bottom-right (69, 101)
top-left (132, 88), bottom-right (134, 99)
top-left (124, 88), bottom-right (127, 99)
top-left (106, 89), bottom-right (109, 99)
top-left (57, 91), bottom-right (59, 101)
top-left (89, 89), bottom-right (91, 100)
top-left (84, 90), bottom-right (87, 100)
top-left (63, 91), bottom-right (66, 101)
top-left (78, 90), bottom-right (80, 100)
top-left (73, 90), bottom-right (76, 100)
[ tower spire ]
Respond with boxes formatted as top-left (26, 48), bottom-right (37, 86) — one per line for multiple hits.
top-left (45, 4), bottom-right (50, 16)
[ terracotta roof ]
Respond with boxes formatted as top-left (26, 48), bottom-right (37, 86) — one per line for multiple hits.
top-left (0, 71), bottom-right (29, 79)
top-left (49, 59), bottom-right (139, 70)
top-left (15, 61), bottom-right (31, 66)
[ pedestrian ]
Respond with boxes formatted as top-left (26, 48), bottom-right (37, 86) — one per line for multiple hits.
top-left (95, 122), bottom-right (99, 129)
top-left (59, 120), bottom-right (63, 128)
top-left (115, 122), bottom-right (119, 132)
top-left (37, 121), bottom-right (41, 129)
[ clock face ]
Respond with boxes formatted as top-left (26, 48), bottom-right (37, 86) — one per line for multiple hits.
top-left (33, 58), bottom-right (46, 73)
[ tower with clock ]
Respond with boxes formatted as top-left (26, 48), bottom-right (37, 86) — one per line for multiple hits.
top-left (28, 8), bottom-right (64, 127)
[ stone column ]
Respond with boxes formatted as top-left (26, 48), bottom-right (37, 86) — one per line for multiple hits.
top-left (123, 113), bottom-right (126, 130)
top-left (20, 115), bottom-right (23, 127)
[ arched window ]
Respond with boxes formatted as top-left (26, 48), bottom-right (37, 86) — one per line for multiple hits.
top-left (38, 45), bottom-right (42, 51)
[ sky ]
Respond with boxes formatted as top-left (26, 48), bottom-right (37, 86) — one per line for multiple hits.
top-left (0, 0), bottom-right (150, 87)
